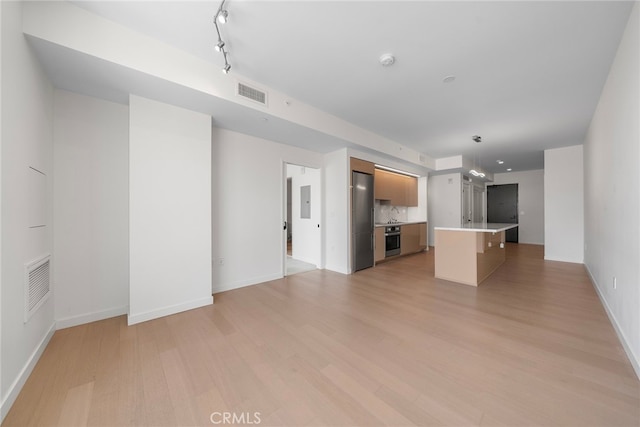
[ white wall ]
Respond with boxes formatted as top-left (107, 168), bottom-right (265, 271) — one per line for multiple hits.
top-left (491, 170), bottom-right (544, 245)
top-left (1, 1), bottom-right (55, 419)
top-left (0, 0), bottom-right (3, 415)
top-left (407, 176), bottom-right (428, 224)
top-left (324, 149), bottom-right (350, 274)
top-left (211, 128), bottom-right (324, 292)
top-left (23, 1), bottom-right (433, 171)
top-left (544, 146), bottom-right (584, 263)
top-left (287, 165), bottom-right (321, 266)
top-left (427, 173), bottom-right (462, 246)
top-left (129, 96), bottom-right (213, 325)
top-left (53, 90), bottom-right (129, 328)
top-left (584, 3), bottom-right (639, 378)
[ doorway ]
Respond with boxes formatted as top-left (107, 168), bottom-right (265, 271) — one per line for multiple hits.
top-left (487, 183), bottom-right (519, 242)
top-left (284, 163), bottom-right (321, 276)
top-left (462, 181), bottom-right (485, 224)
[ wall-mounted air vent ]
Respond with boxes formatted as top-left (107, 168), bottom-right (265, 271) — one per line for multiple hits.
top-left (237, 82), bottom-right (267, 105)
top-left (24, 254), bottom-right (51, 323)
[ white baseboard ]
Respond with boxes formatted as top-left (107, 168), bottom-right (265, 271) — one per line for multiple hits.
top-left (288, 255), bottom-right (319, 267)
top-left (585, 265), bottom-right (640, 380)
top-left (213, 273), bottom-right (282, 294)
top-left (543, 255), bottom-right (584, 263)
top-left (56, 305), bottom-right (129, 330)
top-left (127, 295), bottom-right (213, 325)
top-left (0, 322), bottom-right (56, 423)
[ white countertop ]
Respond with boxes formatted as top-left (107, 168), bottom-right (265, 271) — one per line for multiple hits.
top-left (375, 221), bottom-right (427, 228)
top-left (434, 223), bottom-right (519, 233)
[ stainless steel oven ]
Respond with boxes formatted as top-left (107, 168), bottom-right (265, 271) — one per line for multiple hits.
top-left (385, 226), bottom-right (401, 257)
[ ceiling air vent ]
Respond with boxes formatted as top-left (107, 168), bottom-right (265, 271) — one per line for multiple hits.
top-left (237, 82), bottom-right (267, 105)
top-left (24, 254), bottom-right (51, 323)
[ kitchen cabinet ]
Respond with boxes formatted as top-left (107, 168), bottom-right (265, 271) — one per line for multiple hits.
top-left (374, 227), bottom-right (385, 262)
top-left (374, 168), bottom-right (418, 207)
top-left (405, 175), bottom-right (418, 206)
top-left (400, 224), bottom-right (419, 254)
top-left (400, 223), bottom-right (423, 255)
top-left (419, 222), bottom-right (428, 248)
top-left (350, 157), bottom-right (375, 175)
top-left (434, 224), bottom-right (517, 286)
top-left (374, 169), bottom-right (394, 201)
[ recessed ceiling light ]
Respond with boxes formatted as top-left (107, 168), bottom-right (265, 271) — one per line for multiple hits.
top-left (507, 168), bottom-right (512, 172)
top-left (379, 54), bottom-right (395, 67)
top-left (497, 160), bottom-right (504, 164)
top-left (443, 75), bottom-right (456, 83)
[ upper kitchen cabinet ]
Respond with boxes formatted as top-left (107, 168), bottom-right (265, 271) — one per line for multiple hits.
top-left (350, 157), bottom-right (375, 175)
top-left (405, 175), bottom-right (418, 207)
top-left (374, 169), bottom-right (394, 201)
top-left (374, 168), bottom-right (418, 207)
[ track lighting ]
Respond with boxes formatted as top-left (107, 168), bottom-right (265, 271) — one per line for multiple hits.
top-left (217, 9), bottom-right (228, 24)
top-left (213, 0), bottom-right (231, 74)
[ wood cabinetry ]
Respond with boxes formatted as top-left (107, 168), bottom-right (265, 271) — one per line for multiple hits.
top-left (400, 224), bottom-right (420, 255)
top-left (405, 175), bottom-right (418, 207)
top-left (419, 222), bottom-right (428, 248)
top-left (374, 169), bottom-right (393, 201)
top-left (374, 227), bottom-right (385, 262)
top-left (400, 223), bottom-right (427, 255)
top-left (350, 157), bottom-right (375, 175)
top-left (374, 169), bottom-right (418, 207)
top-left (435, 228), bottom-right (509, 286)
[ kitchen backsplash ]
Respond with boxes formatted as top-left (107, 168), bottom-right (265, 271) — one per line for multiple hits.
top-left (375, 201), bottom-right (408, 224)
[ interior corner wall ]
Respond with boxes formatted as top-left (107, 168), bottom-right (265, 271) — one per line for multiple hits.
top-left (427, 173), bottom-right (462, 246)
top-left (128, 96), bottom-right (213, 325)
top-left (1, 0), bottom-right (55, 420)
top-left (584, 2), bottom-right (639, 378)
top-left (53, 90), bottom-right (129, 328)
top-left (211, 128), bottom-right (324, 293)
top-left (491, 170), bottom-right (545, 245)
top-left (287, 165), bottom-right (322, 267)
top-left (544, 145), bottom-right (584, 263)
top-left (323, 148), bottom-right (350, 274)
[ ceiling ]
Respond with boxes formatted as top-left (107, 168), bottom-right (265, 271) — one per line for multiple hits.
top-left (56, 1), bottom-right (633, 173)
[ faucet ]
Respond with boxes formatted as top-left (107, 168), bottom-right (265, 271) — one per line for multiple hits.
top-left (390, 206), bottom-right (400, 222)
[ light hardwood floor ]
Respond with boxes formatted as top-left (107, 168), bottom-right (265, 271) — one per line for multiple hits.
top-left (3, 244), bottom-right (639, 426)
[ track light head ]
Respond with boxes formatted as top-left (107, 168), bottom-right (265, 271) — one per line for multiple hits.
top-left (222, 63), bottom-right (231, 74)
top-left (217, 9), bottom-right (228, 24)
top-left (215, 40), bottom-right (225, 52)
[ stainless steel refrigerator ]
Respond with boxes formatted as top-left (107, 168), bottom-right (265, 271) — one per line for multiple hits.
top-left (352, 171), bottom-right (374, 271)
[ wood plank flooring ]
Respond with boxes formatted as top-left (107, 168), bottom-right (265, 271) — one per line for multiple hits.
top-left (3, 244), bottom-right (639, 426)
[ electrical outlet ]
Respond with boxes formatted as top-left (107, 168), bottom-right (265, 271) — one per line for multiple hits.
top-left (613, 276), bottom-right (616, 290)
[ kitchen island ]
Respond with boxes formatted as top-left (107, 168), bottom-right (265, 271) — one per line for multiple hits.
top-left (434, 223), bottom-right (518, 286)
